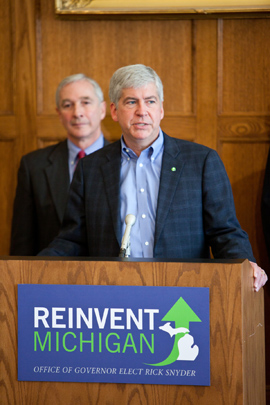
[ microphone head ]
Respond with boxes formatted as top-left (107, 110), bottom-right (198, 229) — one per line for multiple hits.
top-left (125, 214), bottom-right (136, 226)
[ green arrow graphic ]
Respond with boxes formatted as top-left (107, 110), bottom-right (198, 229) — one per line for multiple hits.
top-left (147, 297), bottom-right (201, 366)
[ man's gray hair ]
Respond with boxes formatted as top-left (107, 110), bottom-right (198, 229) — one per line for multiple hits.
top-left (109, 64), bottom-right (164, 107)
top-left (55, 73), bottom-right (104, 108)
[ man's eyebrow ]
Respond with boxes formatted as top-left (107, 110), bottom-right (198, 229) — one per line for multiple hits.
top-left (61, 98), bottom-right (72, 104)
top-left (123, 95), bottom-right (158, 102)
top-left (144, 95), bottom-right (158, 100)
top-left (123, 96), bottom-right (138, 102)
top-left (61, 96), bottom-right (93, 104)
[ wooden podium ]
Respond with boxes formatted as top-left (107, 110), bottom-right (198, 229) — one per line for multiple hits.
top-left (0, 258), bottom-right (265, 404)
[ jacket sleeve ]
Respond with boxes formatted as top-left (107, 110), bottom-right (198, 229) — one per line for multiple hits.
top-left (203, 149), bottom-right (255, 261)
top-left (37, 160), bottom-right (88, 257)
top-left (10, 157), bottom-right (38, 255)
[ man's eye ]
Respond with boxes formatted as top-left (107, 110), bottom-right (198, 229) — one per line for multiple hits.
top-left (126, 100), bottom-right (136, 105)
top-left (63, 104), bottom-right (71, 108)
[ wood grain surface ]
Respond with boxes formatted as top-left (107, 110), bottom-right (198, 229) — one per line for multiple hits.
top-left (0, 258), bottom-right (265, 404)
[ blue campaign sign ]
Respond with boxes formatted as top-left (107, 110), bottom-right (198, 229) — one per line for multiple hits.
top-left (18, 285), bottom-right (210, 385)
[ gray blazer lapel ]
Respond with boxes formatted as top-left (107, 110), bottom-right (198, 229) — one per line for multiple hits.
top-left (45, 141), bottom-right (70, 223)
top-left (155, 134), bottom-right (185, 246)
top-left (100, 141), bottom-right (122, 246)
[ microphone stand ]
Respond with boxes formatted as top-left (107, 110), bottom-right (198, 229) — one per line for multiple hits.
top-left (119, 214), bottom-right (136, 258)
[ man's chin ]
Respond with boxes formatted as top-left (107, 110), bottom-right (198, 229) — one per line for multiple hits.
top-left (69, 132), bottom-right (92, 141)
top-left (71, 128), bottom-right (91, 136)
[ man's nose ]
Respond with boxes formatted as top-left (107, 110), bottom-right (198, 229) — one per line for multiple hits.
top-left (73, 103), bottom-right (83, 117)
top-left (136, 102), bottom-right (148, 116)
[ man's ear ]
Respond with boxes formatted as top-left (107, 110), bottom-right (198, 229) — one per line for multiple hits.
top-left (160, 102), bottom-right (164, 120)
top-left (56, 107), bottom-right (63, 122)
top-left (110, 103), bottom-right (118, 122)
top-left (100, 101), bottom-right (106, 120)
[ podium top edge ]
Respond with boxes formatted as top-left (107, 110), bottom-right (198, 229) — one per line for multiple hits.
top-left (2, 256), bottom-right (247, 264)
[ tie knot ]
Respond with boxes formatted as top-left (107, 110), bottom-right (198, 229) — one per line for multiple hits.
top-left (77, 150), bottom-right (86, 160)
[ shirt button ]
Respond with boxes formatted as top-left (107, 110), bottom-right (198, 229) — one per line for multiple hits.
top-left (145, 241), bottom-right (149, 246)
top-left (140, 188), bottom-right (145, 193)
top-left (139, 163), bottom-right (143, 167)
top-left (127, 157), bottom-right (130, 161)
top-left (126, 149), bottom-right (129, 152)
top-left (142, 214), bottom-right (146, 219)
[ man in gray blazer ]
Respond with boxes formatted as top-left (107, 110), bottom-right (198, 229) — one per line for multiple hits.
top-left (38, 65), bottom-right (267, 291)
top-left (10, 73), bottom-right (108, 255)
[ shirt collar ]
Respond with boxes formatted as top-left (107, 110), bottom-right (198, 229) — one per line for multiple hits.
top-left (121, 128), bottom-right (164, 161)
top-left (67, 134), bottom-right (104, 161)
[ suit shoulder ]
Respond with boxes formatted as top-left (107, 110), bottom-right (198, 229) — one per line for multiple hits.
top-left (103, 138), bottom-right (110, 146)
top-left (164, 134), bottom-right (217, 157)
top-left (84, 139), bottom-right (121, 161)
top-left (20, 140), bottom-right (67, 165)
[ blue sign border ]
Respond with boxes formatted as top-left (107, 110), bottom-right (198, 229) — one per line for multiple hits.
top-left (18, 285), bottom-right (210, 386)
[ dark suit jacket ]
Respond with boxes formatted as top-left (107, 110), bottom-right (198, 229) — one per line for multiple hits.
top-left (10, 138), bottom-right (109, 255)
top-left (39, 133), bottom-right (255, 261)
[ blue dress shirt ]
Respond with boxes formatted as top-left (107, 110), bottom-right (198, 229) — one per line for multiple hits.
top-left (68, 135), bottom-right (105, 181)
top-left (120, 129), bottom-right (164, 257)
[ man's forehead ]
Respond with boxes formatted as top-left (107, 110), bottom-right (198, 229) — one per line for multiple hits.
top-left (59, 83), bottom-right (99, 105)
top-left (60, 80), bottom-right (95, 97)
top-left (120, 83), bottom-right (159, 98)
top-left (61, 95), bottom-right (93, 102)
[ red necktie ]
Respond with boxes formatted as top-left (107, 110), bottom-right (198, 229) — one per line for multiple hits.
top-left (75, 150), bottom-right (86, 170)
top-left (77, 150), bottom-right (86, 160)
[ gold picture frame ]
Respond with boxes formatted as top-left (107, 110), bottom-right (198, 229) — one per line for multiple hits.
top-left (55, 0), bottom-right (270, 15)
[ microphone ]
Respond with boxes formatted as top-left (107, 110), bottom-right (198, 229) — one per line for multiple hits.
top-left (119, 214), bottom-right (136, 258)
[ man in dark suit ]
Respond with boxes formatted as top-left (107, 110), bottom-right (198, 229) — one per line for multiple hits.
top-left (38, 65), bottom-right (267, 291)
top-left (10, 73), bottom-right (108, 255)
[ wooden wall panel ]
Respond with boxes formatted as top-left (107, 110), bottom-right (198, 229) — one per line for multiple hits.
top-left (195, 20), bottom-right (218, 150)
top-left (221, 142), bottom-right (269, 264)
top-left (37, 1), bottom-right (196, 141)
top-left (0, 141), bottom-right (17, 255)
top-left (0, 0), bottom-right (13, 114)
top-left (217, 18), bottom-right (270, 266)
top-left (220, 19), bottom-right (270, 114)
top-left (39, 18), bottom-right (195, 116)
top-left (217, 19), bottom-right (270, 399)
top-left (0, 1), bottom-right (17, 255)
top-left (0, 0), bottom-right (37, 253)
